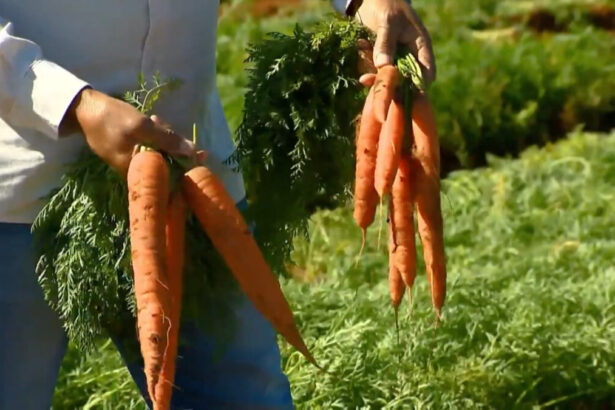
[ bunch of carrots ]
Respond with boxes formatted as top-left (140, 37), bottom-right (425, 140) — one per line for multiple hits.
top-left (126, 139), bottom-right (317, 408)
top-left (353, 60), bottom-right (447, 327)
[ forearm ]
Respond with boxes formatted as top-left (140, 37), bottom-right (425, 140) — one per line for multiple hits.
top-left (58, 87), bottom-right (93, 137)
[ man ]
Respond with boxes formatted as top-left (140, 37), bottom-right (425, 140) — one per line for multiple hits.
top-left (0, 0), bottom-right (434, 408)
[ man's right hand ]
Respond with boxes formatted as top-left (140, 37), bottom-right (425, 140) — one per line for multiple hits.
top-left (60, 88), bottom-right (196, 178)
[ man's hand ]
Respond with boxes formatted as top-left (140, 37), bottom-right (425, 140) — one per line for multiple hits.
top-left (355, 0), bottom-right (435, 85)
top-left (60, 88), bottom-right (196, 178)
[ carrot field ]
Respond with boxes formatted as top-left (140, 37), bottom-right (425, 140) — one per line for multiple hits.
top-left (52, 0), bottom-right (615, 408)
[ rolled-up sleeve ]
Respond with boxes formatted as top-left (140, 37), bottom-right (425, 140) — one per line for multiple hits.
top-left (330, 0), bottom-right (363, 16)
top-left (0, 17), bottom-right (89, 138)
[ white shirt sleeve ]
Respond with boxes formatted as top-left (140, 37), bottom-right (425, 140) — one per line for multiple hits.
top-left (0, 17), bottom-right (89, 139)
top-left (331, 0), bottom-right (363, 16)
top-left (330, 0), bottom-right (348, 13)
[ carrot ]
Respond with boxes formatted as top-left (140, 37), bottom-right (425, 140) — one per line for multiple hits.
top-left (353, 87), bottom-right (381, 245)
top-left (127, 149), bottom-right (172, 405)
top-left (411, 93), bottom-right (447, 320)
top-left (387, 211), bottom-right (405, 339)
top-left (372, 65), bottom-right (399, 124)
top-left (390, 155), bottom-right (417, 293)
top-left (374, 93), bottom-right (405, 198)
top-left (154, 191), bottom-right (186, 409)
top-left (181, 165), bottom-right (319, 368)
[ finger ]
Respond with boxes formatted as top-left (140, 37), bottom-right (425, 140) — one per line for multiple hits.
top-left (142, 118), bottom-right (195, 158)
top-left (150, 114), bottom-right (196, 156)
top-left (400, 29), bottom-right (436, 86)
top-left (357, 38), bottom-right (372, 52)
top-left (150, 114), bottom-right (172, 130)
top-left (400, 10), bottom-right (436, 84)
top-left (416, 35), bottom-right (436, 85)
top-left (357, 39), bottom-right (377, 75)
top-left (360, 73), bottom-right (377, 87)
top-left (373, 22), bottom-right (400, 68)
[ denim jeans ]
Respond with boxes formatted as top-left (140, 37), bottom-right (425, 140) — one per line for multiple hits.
top-left (0, 199), bottom-right (293, 409)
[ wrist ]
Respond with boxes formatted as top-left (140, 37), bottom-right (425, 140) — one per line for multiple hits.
top-left (59, 86), bottom-right (93, 136)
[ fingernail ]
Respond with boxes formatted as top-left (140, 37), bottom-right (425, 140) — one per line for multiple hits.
top-left (150, 115), bottom-right (163, 126)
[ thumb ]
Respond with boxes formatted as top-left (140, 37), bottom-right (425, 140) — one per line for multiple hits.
top-left (373, 23), bottom-right (398, 68)
top-left (357, 38), bottom-right (377, 75)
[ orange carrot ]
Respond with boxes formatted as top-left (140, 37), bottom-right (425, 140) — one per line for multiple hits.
top-left (353, 87), bottom-right (381, 243)
top-left (390, 155), bottom-right (417, 292)
top-left (388, 212), bottom-right (405, 335)
top-left (372, 65), bottom-right (399, 123)
top-left (127, 149), bottom-right (172, 405)
top-left (181, 165), bottom-right (319, 368)
top-left (374, 94), bottom-right (405, 198)
top-left (411, 94), bottom-right (447, 319)
top-left (154, 191), bottom-right (186, 409)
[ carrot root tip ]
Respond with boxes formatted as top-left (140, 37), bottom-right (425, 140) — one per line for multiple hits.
top-left (355, 228), bottom-right (367, 267)
top-left (394, 305), bottom-right (400, 347)
top-left (407, 290), bottom-right (415, 318)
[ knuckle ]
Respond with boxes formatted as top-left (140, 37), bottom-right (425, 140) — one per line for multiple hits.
top-left (379, 10), bottom-right (398, 28)
top-left (124, 114), bottom-right (151, 136)
top-left (135, 115), bottom-right (154, 132)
